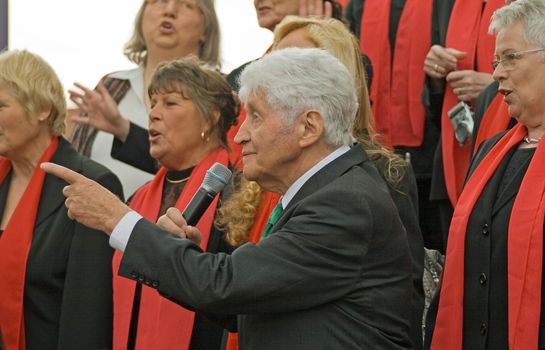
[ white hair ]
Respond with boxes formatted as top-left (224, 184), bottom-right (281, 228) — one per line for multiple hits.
top-left (238, 47), bottom-right (358, 147)
top-left (490, 0), bottom-right (545, 59)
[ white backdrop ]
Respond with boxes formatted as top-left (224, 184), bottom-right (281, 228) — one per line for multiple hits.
top-left (8, 0), bottom-right (272, 101)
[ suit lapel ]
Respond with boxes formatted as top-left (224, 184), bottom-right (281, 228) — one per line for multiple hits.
top-left (270, 145), bottom-right (369, 235)
top-left (35, 138), bottom-right (83, 228)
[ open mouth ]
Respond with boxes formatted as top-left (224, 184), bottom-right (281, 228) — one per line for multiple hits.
top-left (149, 129), bottom-right (161, 141)
top-left (159, 21), bottom-right (174, 33)
top-left (499, 88), bottom-right (512, 97)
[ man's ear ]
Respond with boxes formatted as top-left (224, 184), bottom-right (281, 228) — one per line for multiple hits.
top-left (297, 109), bottom-right (324, 148)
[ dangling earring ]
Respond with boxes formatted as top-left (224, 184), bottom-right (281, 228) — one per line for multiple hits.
top-left (201, 130), bottom-right (210, 142)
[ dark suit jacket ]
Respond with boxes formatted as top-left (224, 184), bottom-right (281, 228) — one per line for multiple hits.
top-left (0, 138), bottom-right (123, 349)
top-left (118, 144), bottom-right (413, 349)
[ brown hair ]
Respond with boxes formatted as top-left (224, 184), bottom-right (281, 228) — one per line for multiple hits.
top-left (148, 57), bottom-right (239, 148)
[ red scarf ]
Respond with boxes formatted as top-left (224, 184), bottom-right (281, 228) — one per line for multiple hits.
top-left (0, 137), bottom-right (59, 350)
top-left (473, 94), bottom-right (511, 154)
top-left (360, 0), bottom-right (432, 147)
top-left (112, 148), bottom-right (229, 350)
top-left (225, 190), bottom-right (281, 350)
top-left (431, 123), bottom-right (545, 349)
top-left (440, 0), bottom-right (503, 206)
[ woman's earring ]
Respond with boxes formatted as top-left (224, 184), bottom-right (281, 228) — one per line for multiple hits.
top-left (201, 130), bottom-right (210, 142)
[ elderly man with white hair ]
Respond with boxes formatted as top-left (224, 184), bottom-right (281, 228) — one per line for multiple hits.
top-left (42, 47), bottom-right (413, 350)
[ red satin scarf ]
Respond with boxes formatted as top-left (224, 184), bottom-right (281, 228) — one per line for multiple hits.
top-left (360, 0), bottom-right (432, 147)
top-left (112, 148), bottom-right (229, 350)
top-left (0, 137), bottom-right (59, 350)
top-left (473, 93), bottom-right (511, 154)
top-left (431, 123), bottom-right (545, 349)
top-left (440, 0), bottom-right (503, 206)
top-left (225, 190), bottom-right (281, 350)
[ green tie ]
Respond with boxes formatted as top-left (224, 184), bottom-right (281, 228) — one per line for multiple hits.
top-left (260, 201), bottom-right (283, 240)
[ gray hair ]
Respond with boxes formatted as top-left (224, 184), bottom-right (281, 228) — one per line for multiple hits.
top-left (238, 47), bottom-right (358, 147)
top-left (124, 0), bottom-right (220, 68)
top-left (490, 0), bottom-right (545, 59)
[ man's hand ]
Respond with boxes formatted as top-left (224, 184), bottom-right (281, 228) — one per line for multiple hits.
top-left (446, 70), bottom-right (494, 102)
top-left (41, 162), bottom-right (130, 235)
top-left (157, 207), bottom-right (202, 245)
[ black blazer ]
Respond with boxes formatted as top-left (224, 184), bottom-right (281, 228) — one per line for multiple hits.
top-left (0, 138), bottom-right (124, 349)
top-left (117, 145), bottom-right (413, 349)
top-left (425, 133), bottom-right (545, 349)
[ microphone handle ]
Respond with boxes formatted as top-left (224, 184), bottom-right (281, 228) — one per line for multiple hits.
top-left (182, 188), bottom-right (216, 226)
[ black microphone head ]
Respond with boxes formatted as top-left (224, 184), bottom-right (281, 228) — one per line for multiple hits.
top-left (202, 162), bottom-right (232, 194)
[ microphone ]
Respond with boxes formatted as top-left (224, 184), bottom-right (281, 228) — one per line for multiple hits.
top-left (182, 162), bottom-right (232, 226)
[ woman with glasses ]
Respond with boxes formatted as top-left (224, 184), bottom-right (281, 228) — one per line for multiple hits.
top-left (471, 0), bottom-right (532, 156)
top-left (424, 0), bottom-right (545, 348)
top-left (68, 0), bottom-right (220, 198)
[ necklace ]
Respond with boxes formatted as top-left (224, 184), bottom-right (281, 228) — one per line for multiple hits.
top-left (165, 176), bottom-right (190, 184)
top-left (523, 135), bottom-right (541, 144)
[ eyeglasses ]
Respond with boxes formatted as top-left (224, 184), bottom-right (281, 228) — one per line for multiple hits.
top-left (491, 48), bottom-right (545, 70)
top-left (146, 0), bottom-right (199, 11)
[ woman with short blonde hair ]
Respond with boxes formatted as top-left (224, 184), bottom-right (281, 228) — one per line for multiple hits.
top-left (0, 49), bottom-right (123, 349)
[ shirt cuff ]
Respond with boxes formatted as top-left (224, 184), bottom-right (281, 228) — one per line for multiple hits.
top-left (109, 211), bottom-right (143, 252)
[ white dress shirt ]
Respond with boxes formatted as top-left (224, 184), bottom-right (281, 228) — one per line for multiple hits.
top-left (90, 66), bottom-right (154, 199)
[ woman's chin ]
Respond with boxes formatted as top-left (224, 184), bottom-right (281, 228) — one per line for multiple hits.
top-left (507, 105), bottom-right (521, 123)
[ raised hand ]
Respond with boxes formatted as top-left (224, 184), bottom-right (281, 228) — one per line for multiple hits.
top-left (68, 81), bottom-right (131, 142)
top-left (298, 0), bottom-right (333, 18)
